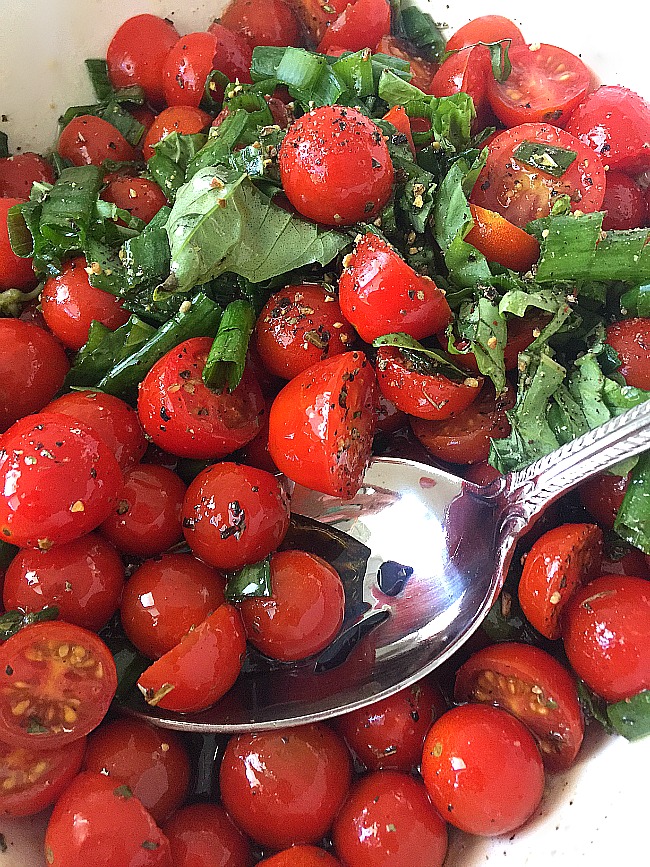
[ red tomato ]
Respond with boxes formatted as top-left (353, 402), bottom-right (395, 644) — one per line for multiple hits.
top-left (487, 44), bottom-right (591, 128)
top-left (46, 390), bottom-right (147, 471)
top-left (564, 85), bottom-right (650, 173)
top-left (107, 14), bottom-right (180, 106)
top-left (268, 351), bottom-right (377, 498)
top-left (600, 546), bottom-right (650, 579)
top-left (220, 724), bottom-right (352, 849)
top-left (375, 346), bottom-right (483, 422)
top-left (0, 153), bottom-right (54, 198)
top-left (137, 603), bottom-right (246, 712)
top-left (259, 846), bottom-right (341, 867)
top-left (283, 0), bottom-right (344, 42)
top-left (120, 553), bottom-right (226, 659)
top-left (317, 0), bottom-right (390, 53)
top-left (279, 106), bottom-right (394, 226)
top-left (470, 122), bottom-right (606, 229)
top-left (421, 703), bottom-right (545, 836)
top-left (100, 464), bottom-right (186, 558)
top-left (463, 461), bottom-right (502, 485)
top-left (0, 197), bottom-right (37, 290)
top-left (83, 717), bottom-right (190, 824)
top-left (430, 46), bottom-right (493, 128)
top-left (130, 105), bottom-right (158, 132)
top-left (454, 642), bottom-right (584, 772)
top-left (562, 574), bottom-right (650, 703)
top-left (332, 770), bottom-right (448, 867)
top-left (518, 523), bottom-right (603, 640)
top-left (445, 15), bottom-right (526, 52)
top-left (3, 533), bottom-right (125, 632)
top-left (578, 470), bottom-right (629, 530)
top-left (0, 736), bottom-right (86, 817)
top-left (382, 105), bottom-right (416, 157)
top-left (0, 319), bottom-right (69, 432)
top-left (0, 620), bottom-right (117, 749)
top-left (41, 257), bottom-right (129, 350)
top-left (143, 105), bottom-right (212, 160)
top-left (138, 338), bottom-right (265, 460)
top-left (339, 233), bottom-right (451, 343)
top-left (254, 283), bottom-right (356, 380)
top-left (218, 0), bottom-right (301, 47)
top-left (375, 392), bottom-right (407, 433)
top-left (182, 462), bottom-right (290, 570)
top-left (0, 412), bottom-right (123, 549)
top-left (335, 679), bottom-right (446, 772)
top-left (206, 22), bottom-right (255, 95)
top-left (235, 399), bottom-right (279, 474)
top-left (606, 318), bottom-right (650, 390)
top-left (601, 171), bottom-right (647, 230)
top-left (240, 550), bottom-right (345, 661)
top-left (375, 36), bottom-right (437, 93)
top-left (57, 115), bottom-right (138, 166)
top-left (102, 175), bottom-right (168, 223)
top-left (465, 204), bottom-right (540, 272)
top-left (162, 802), bottom-right (253, 867)
top-left (409, 382), bottom-right (514, 465)
top-left (45, 771), bottom-right (172, 867)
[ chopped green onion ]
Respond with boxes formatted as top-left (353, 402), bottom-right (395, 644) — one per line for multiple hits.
top-left (513, 140), bottom-right (577, 178)
top-left (399, 5), bottom-right (446, 62)
top-left (202, 299), bottom-right (256, 392)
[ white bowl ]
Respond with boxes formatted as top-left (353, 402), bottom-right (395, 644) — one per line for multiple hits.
top-left (0, 1), bottom-right (649, 864)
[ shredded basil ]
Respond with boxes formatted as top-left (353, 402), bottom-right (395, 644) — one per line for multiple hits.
top-left (225, 557), bottom-right (273, 602)
top-left (607, 690), bottom-right (650, 741)
top-left (514, 140), bottom-right (577, 178)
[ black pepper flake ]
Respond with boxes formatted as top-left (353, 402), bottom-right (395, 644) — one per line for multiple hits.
top-left (160, 406), bottom-right (171, 422)
top-left (5, 664), bottom-right (13, 676)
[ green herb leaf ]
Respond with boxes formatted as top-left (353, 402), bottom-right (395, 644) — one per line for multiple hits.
top-left (114, 784), bottom-right (133, 799)
top-left (455, 297), bottom-right (507, 392)
top-left (65, 316), bottom-right (156, 388)
top-left (0, 606), bottom-right (59, 642)
top-left (620, 284), bottom-right (650, 318)
top-left (513, 140), bottom-right (577, 178)
top-left (398, 5), bottom-right (446, 62)
top-left (607, 690), bottom-right (650, 741)
top-left (614, 452), bottom-right (650, 554)
top-left (225, 557), bottom-right (273, 602)
top-left (202, 299), bottom-right (256, 391)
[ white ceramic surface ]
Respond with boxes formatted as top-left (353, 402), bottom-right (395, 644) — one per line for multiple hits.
top-left (0, 1), bottom-right (649, 864)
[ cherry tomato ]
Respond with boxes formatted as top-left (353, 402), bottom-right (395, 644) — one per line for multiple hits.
top-left (259, 846), bottom-right (341, 867)
top-left (138, 338), bottom-right (265, 460)
top-left (206, 22), bottom-right (255, 88)
top-left (470, 122), bottom-right (606, 229)
top-left (465, 204), bottom-right (540, 272)
top-left (0, 735), bottom-right (86, 817)
top-left (142, 105), bottom-right (212, 159)
top-left (375, 36), bottom-right (437, 93)
top-left (240, 550), bottom-right (345, 661)
top-left (317, 0), bottom-right (390, 54)
top-left (375, 392), bottom-right (408, 433)
top-left (102, 175), bottom-right (168, 223)
top-left (162, 802), bottom-right (253, 867)
top-left (454, 642), bottom-right (584, 772)
top-left (335, 679), bottom-right (446, 772)
top-left (339, 233), bottom-right (451, 343)
top-left (45, 771), bottom-right (172, 867)
top-left (600, 545), bottom-right (650, 579)
top-left (182, 462), bottom-right (290, 570)
top-left (220, 723), bottom-right (352, 849)
top-left (106, 14), bottom-right (180, 106)
top-left (601, 171), bottom-right (647, 230)
top-left (279, 106), bottom-right (394, 226)
top-left (518, 523), bottom-right (603, 640)
top-left (578, 470), bottom-right (629, 530)
top-left (0, 620), bottom-right (117, 749)
top-left (235, 399), bottom-right (279, 473)
top-left (0, 197), bottom-right (37, 289)
top-left (218, 0), bottom-right (301, 47)
top-left (137, 603), bottom-right (246, 713)
top-left (130, 105), bottom-right (158, 132)
top-left (564, 85), bottom-right (650, 173)
top-left (41, 257), bottom-right (129, 350)
top-left (562, 574), bottom-right (650, 702)
top-left (254, 283), bottom-right (356, 380)
top-left (83, 717), bottom-right (190, 824)
top-left (606, 318), bottom-right (650, 390)
top-left (268, 351), bottom-right (377, 498)
top-left (3, 532), bottom-right (125, 632)
top-left (430, 47), bottom-right (493, 129)
top-left (283, 0), bottom-right (344, 43)
top-left (445, 15), bottom-right (526, 52)
top-left (100, 464), bottom-right (186, 558)
top-left (0, 411), bottom-right (123, 549)
top-left (463, 461), bottom-right (502, 485)
top-left (0, 153), bottom-right (54, 198)
top-left (382, 105), bottom-right (416, 157)
top-left (421, 703), bottom-right (545, 836)
top-left (120, 552), bottom-right (226, 659)
top-left (409, 382), bottom-right (514, 465)
top-left (57, 115), bottom-right (138, 166)
top-left (0, 319), bottom-right (69, 433)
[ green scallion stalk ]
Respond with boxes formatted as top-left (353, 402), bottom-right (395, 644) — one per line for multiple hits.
top-left (225, 557), bottom-right (273, 602)
top-left (614, 451), bottom-right (650, 554)
top-left (202, 299), bottom-right (256, 392)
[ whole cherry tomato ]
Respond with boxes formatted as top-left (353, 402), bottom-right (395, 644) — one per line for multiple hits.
top-left (218, 0), bottom-right (301, 47)
top-left (283, 0), bottom-right (344, 43)
top-left (142, 105), bottom-right (212, 159)
top-left (0, 153), bottom-right (54, 198)
top-left (600, 170), bottom-right (647, 230)
top-left (106, 14), bottom-right (180, 105)
top-left (102, 175), bottom-right (168, 223)
top-left (578, 470), bottom-right (629, 530)
top-left (162, 802), bottom-right (253, 867)
top-left (606, 318), bottom-right (650, 390)
top-left (445, 15), bottom-right (526, 52)
top-left (259, 846), bottom-right (341, 867)
top-left (0, 197), bottom-right (37, 289)
top-left (57, 115), bottom-right (138, 166)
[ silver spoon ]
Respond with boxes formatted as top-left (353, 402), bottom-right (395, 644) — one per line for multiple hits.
top-left (120, 400), bottom-right (650, 732)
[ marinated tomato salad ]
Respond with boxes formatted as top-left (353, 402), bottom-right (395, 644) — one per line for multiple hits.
top-left (0, 1), bottom-right (650, 864)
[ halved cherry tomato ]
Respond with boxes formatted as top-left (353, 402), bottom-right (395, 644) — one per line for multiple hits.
top-left (142, 105), bottom-right (212, 159)
top-left (0, 153), bottom-right (54, 198)
top-left (606, 318), bottom-right (650, 390)
top-left (375, 36), bottom-right (437, 93)
top-left (260, 846), bottom-right (341, 867)
top-left (57, 115), bottom-right (138, 166)
top-left (338, 233), bottom-right (451, 343)
top-left (0, 620), bottom-right (117, 749)
top-left (206, 22), bottom-right (255, 86)
top-left (382, 105), bottom-right (416, 157)
top-left (0, 197), bottom-right (37, 290)
top-left (578, 470), bottom-right (629, 530)
top-left (102, 175), bottom-right (168, 223)
top-left (430, 46), bottom-right (493, 128)
top-left (163, 802), bottom-right (253, 867)
top-left (218, 0), bottom-right (301, 47)
top-left (268, 351), bottom-right (377, 498)
top-left (465, 204), bottom-right (540, 272)
top-left (138, 603), bottom-right (246, 713)
top-left (283, 0), bottom-right (345, 43)
top-left (445, 15), bottom-right (526, 52)
top-left (317, 0), bottom-right (390, 54)
top-left (106, 14), bottom-right (180, 106)
top-left (454, 642), bottom-right (584, 772)
top-left (601, 171), bottom-right (647, 230)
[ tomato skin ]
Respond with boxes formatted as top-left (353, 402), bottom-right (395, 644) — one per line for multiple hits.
top-left (240, 550), bottom-right (345, 661)
top-left (0, 735), bottom-right (86, 817)
top-left (279, 106), bottom-right (394, 226)
top-left (0, 411), bottom-right (123, 549)
top-left (463, 460), bottom-right (501, 485)
top-left (206, 22), bottom-right (254, 85)
top-left (454, 642), bottom-right (584, 772)
top-left (102, 176), bottom-right (168, 224)
top-left (339, 233), bottom-right (451, 343)
top-left (382, 105), bottom-right (416, 157)
top-left (219, 0), bottom-right (301, 48)
top-left (45, 771), bottom-right (172, 867)
top-left (430, 46), bottom-right (493, 128)
top-left (465, 204), bottom-right (540, 272)
top-left (445, 15), bottom-right (526, 52)
top-left (421, 703), bottom-right (545, 836)
top-left (562, 574), bottom-right (650, 703)
top-left (0, 197), bottom-right (37, 290)
top-left (579, 470), bottom-right (629, 530)
top-left (162, 802), bottom-right (253, 867)
top-left (3, 532), bottom-right (125, 632)
top-left (142, 106), bottom-right (212, 159)
top-left (601, 546), bottom-right (650, 579)
top-left (120, 552), bottom-right (226, 659)
top-left (283, 0), bottom-right (344, 42)
top-left (107, 14), bottom-right (180, 105)
top-left (83, 717), bottom-right (190, 824)
top-left (57, 115), bottom-right (138, 166)
top-left (0, 319), bottom-right (69, 433)
top-left (606, 318), bottom-right (650, 390)
top-left (138, 603), bottom-right (246, 712)
top-left (220, 724), bottom-right (352, 849)
top-left (0, 153), bottom-right (54, 198)
top-left (0, 620), bottom-right (117, 749)
top-left (268, 351), bottom-right (377, 498)
top-left (317, 0), bottom-right (391, 54)
top-left (259, 846), bottom-right (341, 867)
top-left (599, 171), bottom-right (646, 230)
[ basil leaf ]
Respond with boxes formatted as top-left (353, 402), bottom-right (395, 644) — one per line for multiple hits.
top-left (620, 284), bottom-right (650, 317)
top-left (65, 316), bottom-right (156, 388)
top-left (147, 132), bottom-right (208, 202)
top-left (456, 297), bottom-right (507, 392)
top-left (614, 452), bottom-right (650, 554)
top-left (513, 140), bottom-right (577, 178)
top-left (202, 300), bottom-right (256, 391)
top-left (0, 607), bottom-right (59, 642)
top-left (121, 206), bottom-right (172, 290)
top-left (373, 332), bottom-right (467, 379)
top-left (398, 5), bottom-right (446, 62)
top-left (225, 557), bottom-right (273, 602)
top-left (607, 690), bottom-right (650, 741)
